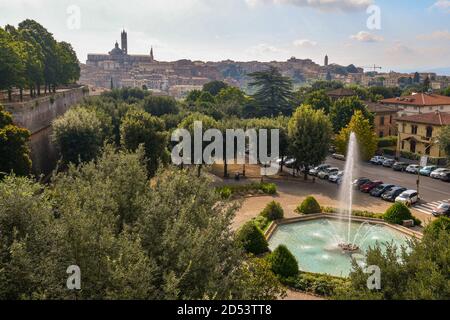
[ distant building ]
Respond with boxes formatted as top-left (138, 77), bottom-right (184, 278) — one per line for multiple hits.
top-left (326, 88), bottom-right (356, 100)
top-left (381, 93), bottom-right (450, 116)
top-left (396, 111), bottom-right (450, 161)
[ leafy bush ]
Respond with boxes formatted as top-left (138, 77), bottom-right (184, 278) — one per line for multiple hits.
top-left (236, 221), bottom-right (269, 255)
top-left (267, 245), bottom-right (298, 278)
top-left (260, 183), bottom-right (277, 195)
top-left (297, 196), bottom-right (321, 214)
top-left (216, 182), bottom-right (277, 198)
top-left (383, 202), bottom-right (414, 225)
top-left (253, 215), bottom-right (270, 232)
top-left (425, 216), bottom-right (450, 239)
top-left (218, 186), bottom-right (232, 199)
top-left (261, 201), bottom-right (284, 221)
top-left (283, 272), bottom-right (349, 297)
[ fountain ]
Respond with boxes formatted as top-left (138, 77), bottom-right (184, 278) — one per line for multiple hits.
top-left (338, 132), bottom-right (360, 252)
top-left (267, 132), bottom-right (414, 277)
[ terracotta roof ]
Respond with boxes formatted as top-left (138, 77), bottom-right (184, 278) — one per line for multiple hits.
top-left (396, 111), bottom-right (450, 126)
top-left (381, 93), bottom-right (450, 107)
top-left (327, 88), bottom-right (356, 97)
top-left (365, 101), bottom-right (398, 114)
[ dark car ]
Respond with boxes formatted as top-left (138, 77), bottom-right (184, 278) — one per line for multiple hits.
top-left (392, 162), bottom-right (409, 172)
top-left (381, 187), bottom-right (407, 202)
top-left (360, 180), bottom-right (383, 193)
top-left (370, 184), bottom-right (395, 197)
top-left (441, 172), bottom-right (450, 182)
top-left (382, 159), bottom-right (396, 168)
top-left (432, 202), bottom-right (450, 217)
top-left (352, 178), bottom-right (371, 189)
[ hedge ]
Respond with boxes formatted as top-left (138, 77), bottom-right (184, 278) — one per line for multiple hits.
top-left (425, 216), bottom-right (450, 239)
top-left (267, 245), bottom-right (299, 278)
top-left (216, 182), bottom-right (277, 198)
top-left (378, 136), bottom-right (397, 148)
top-left (297, 196), bottom-right (321, 214)
top-left (236, 221), bottom-right (269, 255)
top-left (282, 272), bottom-right (349, 297)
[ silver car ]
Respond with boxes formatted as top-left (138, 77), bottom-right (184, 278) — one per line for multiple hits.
top-left (318, 167), bottom-right (339, 180)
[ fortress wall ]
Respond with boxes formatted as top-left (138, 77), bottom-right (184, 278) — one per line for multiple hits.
top-left (4, 86), bottom-right (89, 175)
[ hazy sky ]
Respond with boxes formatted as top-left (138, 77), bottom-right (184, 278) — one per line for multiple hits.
top-left (1, 0), bottom-right (449, 72)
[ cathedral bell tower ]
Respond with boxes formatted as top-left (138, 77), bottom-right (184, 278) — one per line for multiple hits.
top-left (121, 30), bottom-right (128, 55)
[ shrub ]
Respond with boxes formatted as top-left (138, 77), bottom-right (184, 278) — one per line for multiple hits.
top-left (218, 186), bottom-right (232, 199)
top-left (236, 221), bottom-right (269, 255)
top-left (425, 216), bottom-right (450, 239)
top-left (253, 215), bottom-right (270, 232)
top-left (378, 136), bottom-right (397, 148)
top-left (260, 183), bottom-right (277, 195)
top-left (261, 201), bottom-right (284, 221)
top-left (283, 272), bottom-right (349, 297)
top-left (297, 196), bottom-right (321, 214)
top-left (383, 202), bottom-right (414, 225)
top-left (267, 245), bottom-right (299, 278)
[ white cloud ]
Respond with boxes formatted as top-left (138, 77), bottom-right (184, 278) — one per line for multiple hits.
top-left (417, 30), bottom-right (450, 41)
top-left (385, 43), bottom-right (414, 56)
top-left (246, 0), bottom-right (373, 12)
top-left (350, 31), bottom-right (383, 42)
top-left (246, 43), bottom-right (286, 55)
top-left (293, 39), bottom-right (317, 47)
top-left (430, 0), bottom-right (450, 13)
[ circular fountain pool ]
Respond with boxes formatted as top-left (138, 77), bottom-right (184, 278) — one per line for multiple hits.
top-left (268, 218), bottom-right (413, 277)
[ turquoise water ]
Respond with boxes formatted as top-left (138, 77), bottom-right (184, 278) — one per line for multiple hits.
top-left (268, 219), bottom-right (412, 277)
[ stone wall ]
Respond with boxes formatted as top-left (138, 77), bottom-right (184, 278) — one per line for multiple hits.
top-left (4, 86), bottom-right (89, 175)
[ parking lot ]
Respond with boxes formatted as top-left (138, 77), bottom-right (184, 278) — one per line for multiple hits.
top-left (324, 157), bottom-right (450, 215)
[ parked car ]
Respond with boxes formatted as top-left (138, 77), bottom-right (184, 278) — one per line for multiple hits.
top-left (332, 153), bottom-right (346, 161)
top-left (432, 202), bottom-right (450, 217)
top-left (419, 165), bottom-right (438, 176)
top-left (353, 178), bottom-right (371, 189)
top-left (405, 164), bottom-right (421, 174)
top-left (329, 171), bottom-right (344, 183)
top-left (382, 159), bottom-right (396, 168)
top-left (318, 167), bottom-right (340, 179)
top-left (441, 172), bottom-right (450, 182)
top-left (309, 164), bottom-right (331, 176)
top-left (285, 158), bottom-right (296, 168)
top-left (395, 190), bottom-right (419, 206)
top-left (430, 168), bottom-right (450, 179)
top-left (370, 184), bottom-right (395, 197)
top-left (382, 186), bottom-right (407, 202)
top-left (360, 180), bottom-right (384, 193)
top-left (370, 156), bottom-right (386, 165)
top-left (392, 162), bottom-right (409, 172)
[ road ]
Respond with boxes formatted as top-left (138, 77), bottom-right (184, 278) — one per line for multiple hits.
top-left (324, 157), bottom-right (450, 214)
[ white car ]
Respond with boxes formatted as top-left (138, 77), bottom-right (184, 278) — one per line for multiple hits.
top-left (395, 190), bottom-right (419, 206)
top-left (318, 167), bottom-right (340, 180)
top-left (370, 156), bottom-right (386, 165)
top-left (329, 171), bottom-right (344, 183)
top-left (430, 168), bottom-right (450, 179)
top-left (309, 164), bottom-right (331, 176)
top-left (405, 164), bottom-right (421, 174)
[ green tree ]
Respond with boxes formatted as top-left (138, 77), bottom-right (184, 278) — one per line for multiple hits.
top-left (120, 110), bottom-right (169, 176)
top-left (249, 66), bottom-right (294, 116)
top-left (55, 41), bottom-right (80, 85)
top-left (202, 80), bottom-right (229, 96)
top-left (335, 110), bottom-right (378, 161)
top-left (267, 245), bottom-right (299, 278)
top-left (288, 105), bottom-right (333, 179)
top-left (52, 107), bottom-right (105, 165)
top-left (330, 97), bottom-right (374, 133)
top-left (143, 95), bottom-right (179, 116)
top-left (236, 221), bottom-right (269, 255)
top-left (304, 90), bottom-right (332, 114)
top-left (0, 27), bottom-right (24, 101)
top-left (0, 105), bottom-right (32, 176)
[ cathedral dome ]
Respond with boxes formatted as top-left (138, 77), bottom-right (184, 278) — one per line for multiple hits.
top-left (109, 41), bottom-right (124, 56)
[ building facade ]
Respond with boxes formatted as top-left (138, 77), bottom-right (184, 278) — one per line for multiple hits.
top-left (366, 102), bottom-right (398, 138)
top-left (396, 111), bottom-right (450, 161)
top-left (381, 93), bottom-right (450, 116)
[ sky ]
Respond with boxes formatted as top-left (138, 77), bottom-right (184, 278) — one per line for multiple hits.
top-left (1, 0), bottom-right (449, 73)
